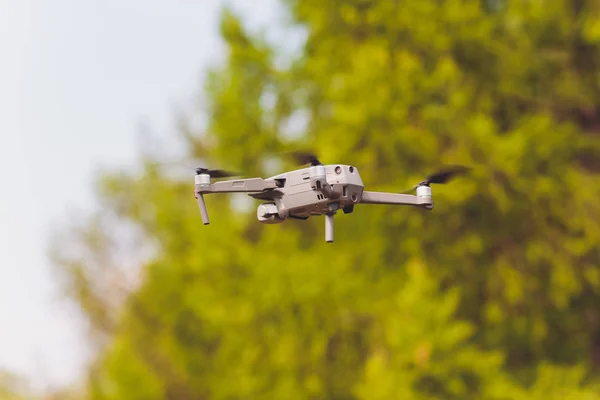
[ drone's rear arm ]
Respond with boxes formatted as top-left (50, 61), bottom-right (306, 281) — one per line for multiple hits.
top-left (360, 191), bottom-right (433, 209)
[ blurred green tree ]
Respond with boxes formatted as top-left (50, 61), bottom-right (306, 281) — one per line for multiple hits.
top-left (0, 369), bottom-right (26, 400)
top-left (52, 0), bottom-right (600, 398)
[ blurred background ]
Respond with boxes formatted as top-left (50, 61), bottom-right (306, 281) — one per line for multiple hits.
top-left (2, 0), bottom-right (600, 398)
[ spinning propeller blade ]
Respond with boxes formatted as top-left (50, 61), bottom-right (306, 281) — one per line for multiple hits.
top-left (143, 159), bottom-right (239, 179)
top-left (400, 165), bottom-right (470, 193)
top-left (194, 168), bottom-right (238, 178)
top-left (289, 151), bottom-right (322, 166)
top-left (422, 165), bottom-right (470, 185)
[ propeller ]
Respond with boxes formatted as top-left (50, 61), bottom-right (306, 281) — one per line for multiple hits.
top-left (141, 158), bottom-right (239, 179)
top-left (194, 167), bottom-right (238, 178)
top-left (400, 165), bottom-right (470, 193)
top-left (289, 151), bottom-right (322, 166)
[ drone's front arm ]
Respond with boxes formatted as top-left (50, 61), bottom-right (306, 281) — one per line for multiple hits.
top-left (319, 190), bottom-right (432, 244)
top-left (360, 191), bottom-right (433, 209)
top-left (196, 178), bottom-right (280, 195)
top-left (194, 177), bottom-right (281, 225)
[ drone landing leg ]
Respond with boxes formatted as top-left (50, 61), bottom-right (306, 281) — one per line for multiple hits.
top-left (325, 213), bottom-right (334, 243)
top-left (197, 194), bottom-right (210, 225)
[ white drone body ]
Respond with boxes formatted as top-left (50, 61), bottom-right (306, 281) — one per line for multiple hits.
top-left (193, 158), bottom-right (453, 243)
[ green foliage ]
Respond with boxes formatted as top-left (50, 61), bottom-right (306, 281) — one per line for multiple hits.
top-left (52, 0), bottom-right (600, 399)
top-left (0, 370), bottom-right (25, 400)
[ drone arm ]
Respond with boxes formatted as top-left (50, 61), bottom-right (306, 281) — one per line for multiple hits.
top-left (196, 178), bottom-right (280, 194)
top-left (360, 191), bottom-right (433, 209)
top-left (194, 177), bottom-right (281, 225)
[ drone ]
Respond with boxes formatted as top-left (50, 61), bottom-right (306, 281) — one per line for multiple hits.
top-left (193, 152), bottom-right (469, 243)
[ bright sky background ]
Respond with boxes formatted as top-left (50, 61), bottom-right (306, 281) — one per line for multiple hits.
top-left (0, 0), bottom-right (283, 392)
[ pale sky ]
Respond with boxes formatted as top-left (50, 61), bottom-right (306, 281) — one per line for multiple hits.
top-left (0, 0), bottom-right (282, 392)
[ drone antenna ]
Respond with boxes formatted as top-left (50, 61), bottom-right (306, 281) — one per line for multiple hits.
top-left (197, 194), bottom-right (210, 225)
